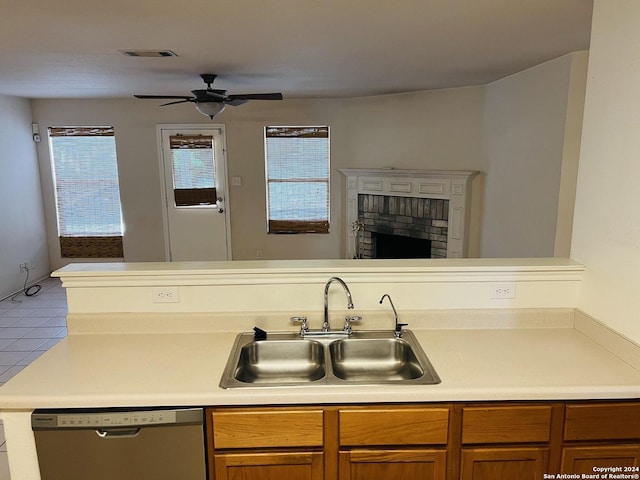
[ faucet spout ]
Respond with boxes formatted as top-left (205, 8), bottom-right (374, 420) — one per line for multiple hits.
top-left (323, 277), bottom-right (354, 332)
top-left (380, 293), bottom-right (407, 337)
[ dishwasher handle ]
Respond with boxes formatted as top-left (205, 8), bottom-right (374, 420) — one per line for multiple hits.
top-left (96, 427), bottom-right (141, 438)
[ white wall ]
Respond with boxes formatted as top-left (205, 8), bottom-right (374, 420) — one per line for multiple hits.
top-left (571, 0), bottom-right (640, 344)
top-left (32, 87), bottom-right (487, 268)
top-left (31, 55), bottom-right (583, 269)
top-left (480, 52), bottom-right (588, 258)
top-left (0, 95), bottom-right (49, 299)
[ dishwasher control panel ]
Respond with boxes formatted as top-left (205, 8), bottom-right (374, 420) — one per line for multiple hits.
top-left (32, 409), bottom-right (179, 429)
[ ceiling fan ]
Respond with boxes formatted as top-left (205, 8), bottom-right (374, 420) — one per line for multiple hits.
top-left (134, 74), bottom-right (283, 118)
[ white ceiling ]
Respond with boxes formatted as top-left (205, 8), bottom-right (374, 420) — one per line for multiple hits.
top-left (0, 0), bottom-right (593, 100)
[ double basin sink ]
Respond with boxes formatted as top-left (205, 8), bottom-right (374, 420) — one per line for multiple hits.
top-left (219, 330), bottom-right (441, 388)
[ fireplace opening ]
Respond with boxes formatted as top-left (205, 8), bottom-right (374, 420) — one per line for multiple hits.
top-left (374, 232), bottom-right (432, 259)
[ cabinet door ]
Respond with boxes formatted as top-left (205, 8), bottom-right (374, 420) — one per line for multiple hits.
top-left (561, 446), bottom-right (640, 473)
top-left (339, 449), bottom-right (447, 480)
top-left (460, 448), bottom-right (549, 480)
top-left (214, 451), bottom-right (323, 480)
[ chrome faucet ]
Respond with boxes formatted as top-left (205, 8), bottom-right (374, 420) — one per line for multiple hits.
top-left (379, 293), bottom-right (407, 337)
top-left (323, 277), bottom-right (354, 332)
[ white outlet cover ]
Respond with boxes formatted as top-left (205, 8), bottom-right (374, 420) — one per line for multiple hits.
top-left (490, 283), bottom-right (517, 299)
top-left (152, 287), bottom-right (180, 303)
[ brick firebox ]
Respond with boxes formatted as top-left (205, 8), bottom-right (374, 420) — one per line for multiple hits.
top-left (358, 194), bottom-right (449, 258)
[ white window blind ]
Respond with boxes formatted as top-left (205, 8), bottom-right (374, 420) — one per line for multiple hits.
top-left (265, 126), bottom-right (330, 234)
top-left (49, 126), bottom-right (124, 257)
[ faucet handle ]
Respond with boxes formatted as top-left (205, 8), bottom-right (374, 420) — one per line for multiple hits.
top-left (394, 322), bottom-right (408, 338)
top-left (343, 315), bottom-right (362, 335)
top-left (290, 316), bottom-right (309, 336)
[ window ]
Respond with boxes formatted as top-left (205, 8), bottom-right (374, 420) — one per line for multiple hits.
top-left (169, 134), bottom-right (217, 206)
top-left (264, 126), bottom-right (330, 234)
top-left (49, 126), bottom-right (124, 258)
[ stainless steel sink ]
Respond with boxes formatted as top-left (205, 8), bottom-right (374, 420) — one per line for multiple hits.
top-left (224, 334), bottom-right (326, 387)
top-left (330, 337), bottom-right (426, 381)
top-left (219, 330), bottom-right (440, 388)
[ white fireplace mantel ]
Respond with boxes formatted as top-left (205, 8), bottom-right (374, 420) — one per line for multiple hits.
top-left (340, 168), bottom-right (479, 258)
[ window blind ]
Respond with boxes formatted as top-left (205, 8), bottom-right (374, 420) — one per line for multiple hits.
top-left (49, 126), bottom-right (124, 258)
top-left (265, 126), bottom-right (330, 234)
top-left (169, 135), bottom-right (216, 206)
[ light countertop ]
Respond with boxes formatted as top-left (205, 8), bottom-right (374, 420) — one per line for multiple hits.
top-left (1, 325), bottom-right (639, 409)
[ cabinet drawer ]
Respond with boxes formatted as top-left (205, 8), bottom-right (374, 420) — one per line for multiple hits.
top-left (339, 407), bottom-right (449, 446)
top-left (462, 405), bottom-right (552, 444)
top-left (564, 403), bottom-right (640, 441)
top-left (212, 409), bottom-right (324, 449)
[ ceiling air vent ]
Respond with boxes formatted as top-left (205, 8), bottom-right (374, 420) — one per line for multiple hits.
top-left (121, 50), bottom-right (177, 57)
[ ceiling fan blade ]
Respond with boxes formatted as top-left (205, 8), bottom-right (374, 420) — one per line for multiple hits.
top-left (225, 98), bottom-right (248, 106)
top-left (203, 90), bottom-right (227, 101)
top-left (160, 99), bottom-right (192, 106)
top-left (227, 93), bottom-right (283, 101)
top-left (134, 94), bottom-right (194, 100)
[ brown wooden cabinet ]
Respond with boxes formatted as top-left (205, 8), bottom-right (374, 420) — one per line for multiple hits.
top-left (340, 449), bottom-right (447, 480)
top-left (561, 402), bottom-right (640, 473)
top-left (207, 408), bottom-right (325, 480)
top-left (206, 401), bottom-right (640, 480)
top-left (214, 451), bottom-right (324, 480)
top-left (461, 405), bottom-right (553, 444)
top-left (338, 406), bottom-right (450, 480)
top-left (561, 446), bottom-right (640, 474)
top-left (459, 404), bottom-right (554, 479)
top-left (460, 447), bottom-right (549, 480)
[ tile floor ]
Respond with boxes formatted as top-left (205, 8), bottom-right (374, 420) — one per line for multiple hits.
top-left (0, 277), bottom-right (68, 479)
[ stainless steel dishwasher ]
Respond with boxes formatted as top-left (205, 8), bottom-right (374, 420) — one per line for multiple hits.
top-left (32, 407), bottom-right (207, 480)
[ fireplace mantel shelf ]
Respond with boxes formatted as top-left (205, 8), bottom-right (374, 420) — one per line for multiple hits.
top-left (340, 168), bottom-right (479, 259)
top-left (339, 168), bottom-right (478, 178)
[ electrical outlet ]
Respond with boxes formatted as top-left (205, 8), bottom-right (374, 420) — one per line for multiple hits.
top-left (19, 262), bottom-right (30, 272)
top-left (256, 250), bottom-right (263, 259)
top-left (490, 283), bottom-right (516, 299)
top-left (152, 287), bottom-right (180, 303)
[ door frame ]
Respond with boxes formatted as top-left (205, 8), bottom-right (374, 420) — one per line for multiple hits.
top-left (156, 123), bottom-right (232, 261)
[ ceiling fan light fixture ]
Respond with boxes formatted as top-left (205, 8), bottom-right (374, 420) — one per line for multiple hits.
top-left (195, 102), bottom-right (226, 119)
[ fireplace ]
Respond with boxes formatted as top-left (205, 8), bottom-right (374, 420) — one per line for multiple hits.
top-left (340, 168), bottom-right (478, 259)
top-left (357, 194), bottom-right (448, 259)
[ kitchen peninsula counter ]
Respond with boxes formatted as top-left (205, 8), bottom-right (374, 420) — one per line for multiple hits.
top-left (2, 258), bottom-right (640, 480)
top-left (1, 321), bottom-right (639, 409)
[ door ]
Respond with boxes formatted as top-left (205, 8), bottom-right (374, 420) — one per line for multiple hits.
top-left (159, 125), bottom-right (231, 261)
